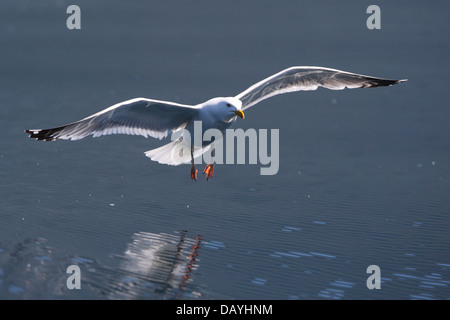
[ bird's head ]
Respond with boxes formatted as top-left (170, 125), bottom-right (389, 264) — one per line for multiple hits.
top-left (204, 97), bottom-right (244, 122)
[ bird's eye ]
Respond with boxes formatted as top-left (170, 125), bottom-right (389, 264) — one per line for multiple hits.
top-left (226, 103), bottom-right (231, 107)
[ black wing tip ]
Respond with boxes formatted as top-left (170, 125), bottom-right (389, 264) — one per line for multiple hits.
top-left (391, 79), bottom-right (408, 85)
top-left (25, 128), bottom-right (59, 141)
top-left (365, 77), bottom-right (408, 88)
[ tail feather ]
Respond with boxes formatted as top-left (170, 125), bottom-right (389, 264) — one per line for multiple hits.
top-left (145, 138), bottom-right (210, 166)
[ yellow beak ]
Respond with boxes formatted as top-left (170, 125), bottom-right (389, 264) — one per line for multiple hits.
top-left (233, 109), bottom-right (245, 119)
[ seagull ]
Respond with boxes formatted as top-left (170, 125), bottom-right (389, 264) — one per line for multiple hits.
top-left (25, 66), bottom-right (406, 181)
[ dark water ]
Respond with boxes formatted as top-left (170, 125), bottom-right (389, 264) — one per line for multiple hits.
top-left (1, 0), bottom-right (449, 300)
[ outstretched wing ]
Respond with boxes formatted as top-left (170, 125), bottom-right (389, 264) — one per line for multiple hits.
top-left (25, 98), bottom-right (199, 141)
top-left (235, 66), bottom-right (407, 110)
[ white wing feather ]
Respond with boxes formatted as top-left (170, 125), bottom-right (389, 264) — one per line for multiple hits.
top-left (235, 66), bottom-right (407, 110)
top-left (26, 98), bottom-right (199, 141)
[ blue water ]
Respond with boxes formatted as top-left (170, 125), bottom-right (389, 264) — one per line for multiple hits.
top-left (1, 0), bottom-right (449, 299)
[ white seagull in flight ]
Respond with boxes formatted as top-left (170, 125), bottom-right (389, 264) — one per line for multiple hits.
top-left (26, 66), bottom-right (406, 181)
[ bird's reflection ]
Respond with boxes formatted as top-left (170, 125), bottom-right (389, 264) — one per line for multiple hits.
top-left (0, 231), bottom-right (205, 299)
top-left (92, 230), bottom-right (204, 299)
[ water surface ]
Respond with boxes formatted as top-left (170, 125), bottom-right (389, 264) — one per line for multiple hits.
top-left (1, 0), bottom-right (449, 299)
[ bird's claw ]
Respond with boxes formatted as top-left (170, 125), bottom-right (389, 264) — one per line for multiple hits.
top-left (191, 166), bottom-right (198, 181)
top-left (203, 164), bottom-right (214, 180)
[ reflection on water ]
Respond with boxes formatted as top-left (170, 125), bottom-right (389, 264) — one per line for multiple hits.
top-left (87, 230), bottom-right (204, 299)
top-left (0, 231), bottom-right (205, 299)
top-left (0, 230), bottom-right (450, 300)
top-left (1, 230), bottom-right (449, 299)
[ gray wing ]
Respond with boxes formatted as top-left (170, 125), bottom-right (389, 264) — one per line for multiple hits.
top-left (26, 98), bottom-right (199, 141)
top-left (235, 66), bottom-right (407, 110)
